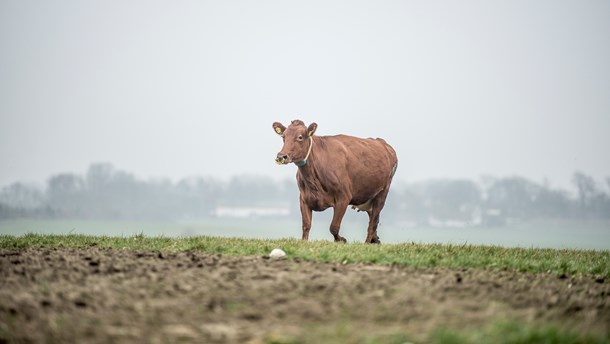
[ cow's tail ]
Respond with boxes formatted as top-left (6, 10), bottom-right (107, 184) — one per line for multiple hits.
top-left (377, 138), bottom-right (398, 181)
top-left (380, 147), bottom-right (398, 210)
top-left (390, 160), bottom-right (398, 179)
top-left (378, 139), bottom-right (398, 180)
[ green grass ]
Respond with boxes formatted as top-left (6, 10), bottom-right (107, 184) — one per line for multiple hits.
top-left (430, 320), bottom-right (610, 344)
top-left (1, 233), bottom-right (608, 277)
top-left (260, 319), bottom-right (610, 344)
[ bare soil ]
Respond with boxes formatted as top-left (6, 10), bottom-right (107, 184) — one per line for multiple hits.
top-left (1, 248), bottom-right (608, 343)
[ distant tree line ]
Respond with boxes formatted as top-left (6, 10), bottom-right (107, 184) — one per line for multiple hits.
top-left (1, 163), bottom-right (609, 225)
top-left (384, 172), bottom-right (610, 226)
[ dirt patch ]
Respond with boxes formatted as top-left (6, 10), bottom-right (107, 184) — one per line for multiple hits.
top-left (1, 248), bottom-right (608, 343)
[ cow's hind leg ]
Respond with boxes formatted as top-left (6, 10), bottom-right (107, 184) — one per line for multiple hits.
top-left (330, 200), bottom-right (349, 243)
top-left (365, 207), bottom-right (381, 244)
top-left (365, 189), bottom-right (391, 244)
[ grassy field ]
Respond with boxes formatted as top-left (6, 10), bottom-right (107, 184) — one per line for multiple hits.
top-left (2, 233), bottom-right (609, 277)
top-left (2, 218), bottom-right (610, 250)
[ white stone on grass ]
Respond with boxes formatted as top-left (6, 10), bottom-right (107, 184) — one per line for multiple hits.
top-left (269, 248), bottom-right (286, 258)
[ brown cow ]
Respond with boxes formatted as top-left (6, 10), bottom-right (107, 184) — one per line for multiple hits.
top-left (272, 120), bottom-right (398, 243)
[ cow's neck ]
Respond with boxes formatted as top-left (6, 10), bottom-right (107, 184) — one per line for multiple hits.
top-left (296, 148), bottom-right (317, 188)
top-left (294, 136), bottom-right (314, 167)
top-left (296, 138), bottom-right (329, 196)
top-left (296, 136), bottom-right (316, 172)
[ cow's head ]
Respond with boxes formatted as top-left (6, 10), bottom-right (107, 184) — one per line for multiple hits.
top-left (272, 120), bottom-right (317, 165)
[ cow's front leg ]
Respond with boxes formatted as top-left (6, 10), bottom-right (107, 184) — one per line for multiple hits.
top-left (329, 199), bottom-right (349, 243)
top-left (300, 196), bottom-right (312, 240)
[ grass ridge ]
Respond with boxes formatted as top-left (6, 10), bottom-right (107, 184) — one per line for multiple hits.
top-left (1, 233), bottom-right (609, 277)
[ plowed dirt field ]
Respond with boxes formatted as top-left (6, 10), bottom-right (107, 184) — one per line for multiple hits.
top-left (1, 248), bottom-right (608, 343)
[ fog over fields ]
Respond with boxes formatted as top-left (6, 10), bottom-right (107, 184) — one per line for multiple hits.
top-left (1, 0), bottom-right (609, 188)
top-left (1, 163), bottom-right (609, 249)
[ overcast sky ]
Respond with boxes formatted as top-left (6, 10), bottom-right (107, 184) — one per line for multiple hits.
top-left (1, 0), bottom-right (609, 189)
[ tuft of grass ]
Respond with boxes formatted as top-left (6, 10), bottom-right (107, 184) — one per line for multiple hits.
top-left (431, 319), bottom-right (610, 344)
top-left (0, 233), bottom-right (609, 277)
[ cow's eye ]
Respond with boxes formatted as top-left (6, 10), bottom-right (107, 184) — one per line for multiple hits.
top-left (297, 135), bottom-right (304, 141)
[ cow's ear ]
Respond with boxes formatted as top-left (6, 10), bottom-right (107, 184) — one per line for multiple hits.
top-left (307, 122), bottom-right (317, 137)
top-left (272, 122), bottom-right (286, 136)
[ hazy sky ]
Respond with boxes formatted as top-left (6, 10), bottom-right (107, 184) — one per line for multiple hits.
top-left (1, 0), bottom-right (609, 189)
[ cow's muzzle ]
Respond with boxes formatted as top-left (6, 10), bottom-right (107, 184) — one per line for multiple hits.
top-left (275, 153), bottom-right (289, 165)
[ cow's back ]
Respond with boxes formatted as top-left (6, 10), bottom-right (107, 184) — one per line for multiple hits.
top-left (315, 135), bottom-right (397, 205)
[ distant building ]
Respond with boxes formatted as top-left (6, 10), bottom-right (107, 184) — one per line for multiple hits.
top-left (213, 206), bottom-right (290, 218)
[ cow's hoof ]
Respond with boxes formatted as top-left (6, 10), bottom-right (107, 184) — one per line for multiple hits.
top-left (366, 237), bottom-right (381, 244)
top-left (335, 237), bottom-right (347, 243)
